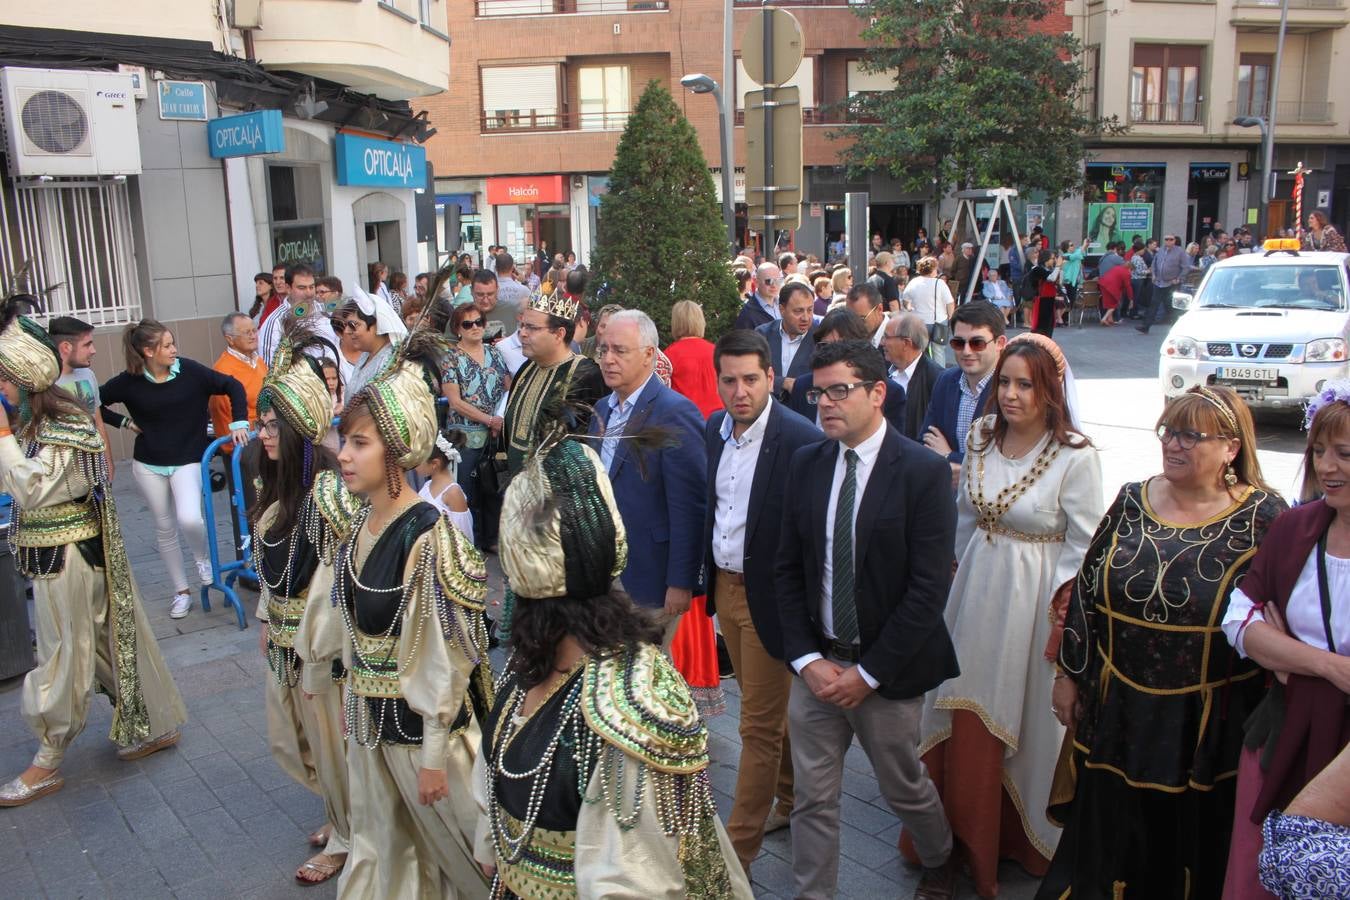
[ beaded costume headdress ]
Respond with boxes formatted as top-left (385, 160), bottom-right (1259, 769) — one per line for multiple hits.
top-left (0, 304), bottom-right (60, 395)
top-left (257, 316), bottom-right (335, 447)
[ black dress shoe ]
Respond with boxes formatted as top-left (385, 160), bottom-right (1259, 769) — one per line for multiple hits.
top-left (717, 634), bottom-right (734, 679)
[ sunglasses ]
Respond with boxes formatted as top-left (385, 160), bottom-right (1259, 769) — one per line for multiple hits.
top-left (949, 336), bottom-right (991, 351)
top-left (460, 318), bottom-right (485, 329)
top-left (338, 319), bottom-right (360, 332)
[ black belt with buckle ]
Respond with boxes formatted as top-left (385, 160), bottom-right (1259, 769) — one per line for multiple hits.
top-left (827, 639), bottom-right (860, 663)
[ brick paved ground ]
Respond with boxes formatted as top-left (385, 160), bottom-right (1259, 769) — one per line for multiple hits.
top-left (0, 320), bottom-right (1308, 899)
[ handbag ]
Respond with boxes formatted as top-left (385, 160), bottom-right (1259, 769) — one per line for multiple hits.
top-left (929, 279), bottom-right (950, 347)
top-left (475, 432), bottom-right (510, 495)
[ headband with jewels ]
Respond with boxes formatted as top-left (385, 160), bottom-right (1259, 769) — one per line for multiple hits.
top-left (257, 316), bottom-right (334, 445)
top-left (528, 287), bottom-right (580, 322)
top-left (0, 301), bottom-right (61, 395)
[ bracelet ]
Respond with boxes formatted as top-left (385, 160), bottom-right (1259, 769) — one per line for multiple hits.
top-left (1053, 672), bottom-right (1068, 681)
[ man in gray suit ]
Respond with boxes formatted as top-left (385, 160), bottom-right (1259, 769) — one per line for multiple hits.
top-left (755, 281), bottom-right (819, 401)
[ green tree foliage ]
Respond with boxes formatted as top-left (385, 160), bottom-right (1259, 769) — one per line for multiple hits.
top-left (588, 80), bottom-right (740, 343)
top-left (840, 0), bottom-right (1119, 199)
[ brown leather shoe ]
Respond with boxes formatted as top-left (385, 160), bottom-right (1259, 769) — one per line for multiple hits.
top-left (913, 858), bottom-right (957, 900)
top-left (763, 807), bottom-right (791, 834)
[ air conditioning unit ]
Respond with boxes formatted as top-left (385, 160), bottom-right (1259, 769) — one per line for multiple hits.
top-left (0, 67), bottom-right (142, 178)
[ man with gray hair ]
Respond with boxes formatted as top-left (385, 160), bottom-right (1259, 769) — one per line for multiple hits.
top-left (735, 263), bottom-right (782, 330)
top-left (882, 312), bottom-right (944, 442)
top-left (590, 309), bottom-right (707, 645)
top-left (211, 311), bottom-right (267, 557)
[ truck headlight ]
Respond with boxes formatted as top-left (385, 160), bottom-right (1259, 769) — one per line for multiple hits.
top-left (1306, 338), bottom-right (1347, 362)
top-left (1163, 336), bottom-right (1199, 359)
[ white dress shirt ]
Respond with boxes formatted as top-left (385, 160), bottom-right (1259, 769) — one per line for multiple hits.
top-left (889, 355), bottom-right (920, 391)
top-left (780, 328), bottom-right (808, 375)
top-left (496, 332), bottom-right (526, 376)
top-left (712, 400), bottom-right (773, 572)
top-left (790, 417), bottom-right (888, 688)
top-left (600, 372), bottom-right (657, 471)
top-left (1223, 547), bottom-right (1350, 657)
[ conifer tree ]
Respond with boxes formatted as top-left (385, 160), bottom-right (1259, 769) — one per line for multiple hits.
top-left (589, 80), bottom-right (740, 343)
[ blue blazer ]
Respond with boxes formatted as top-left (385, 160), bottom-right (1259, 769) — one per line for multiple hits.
top-left (787, 371), bottom-right (907, 435)
top-left (918, 366), bottom-right (993, 464)
top-left (734, 297), bottom-right (776, 331)
top-left (703, 402), bottom-right (822, 660)
top-left (590, 378), bottom-right (707, 609)
top-left (775, 424), bottom-right (959, 699)
top-left (755, 319), bottom-right (818, 398)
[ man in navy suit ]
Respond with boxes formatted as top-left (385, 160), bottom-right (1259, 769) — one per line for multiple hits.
top-left (788, 309), bottom-right (906, 434)
top-left (704, 329), bottom-right (822, 875)
top-left (777, 339), bottom-right (958, 900)
top-left (755, 281), bottom-right (819, 401)
top-left (881, 312), bottom-right (945, 442)
top-left (734, 262), bottom-right (782, 330)
top-left (590, 309), bottom-right (706, 644)
top-left (919, 301), bottom-right (1006, 487)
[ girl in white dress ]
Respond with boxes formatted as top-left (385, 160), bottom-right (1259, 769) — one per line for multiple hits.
top-left (905, 335), bottom-right (1103, 897)
top-left (416, 429), bottom-right (474, 541)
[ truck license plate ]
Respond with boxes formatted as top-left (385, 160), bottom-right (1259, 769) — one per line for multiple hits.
top-left (1217, 366), bottom-right (1277, 383)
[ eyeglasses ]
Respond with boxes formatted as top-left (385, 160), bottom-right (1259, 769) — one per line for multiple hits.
top-left (761, 277), bottom-right (780, 286)
top-left (518, 322), bottom-right (554, 335)
top-left (1156, 425), bottom-right (1222, 450)
top-left (596, 343), bottom-right (638, 358)
top-left (1164, 237), bottom-right (1177, 243)
top-left (258, 419), bottom-right (281, 436)
top-left (949, 336), bottom-right (991, 351)
top-left (806, 381), bottom-right (876, 404)
top-left (460, 318), bottom-right (484, 329)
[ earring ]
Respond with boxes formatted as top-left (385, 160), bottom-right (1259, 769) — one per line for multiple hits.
top-left (1224, 464), bottom-right (1238, 487)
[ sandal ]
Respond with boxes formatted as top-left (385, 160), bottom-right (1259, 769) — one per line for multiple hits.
top-left (308, 824), bottom-right (332, 848)
top-left (295, 852), bottom-right (345, 886)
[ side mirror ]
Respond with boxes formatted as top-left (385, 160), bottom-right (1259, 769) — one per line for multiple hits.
top-left (1172, 291), bottom-right (1194, 310)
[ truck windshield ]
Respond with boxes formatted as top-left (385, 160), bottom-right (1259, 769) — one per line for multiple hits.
top-left (1199, 265), bottom-right (1347, 311)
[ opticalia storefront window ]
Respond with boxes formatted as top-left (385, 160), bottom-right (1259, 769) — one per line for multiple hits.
top-left (1083, 163), bottom-right (1165, 255)
top-left (268, 163), bottom-right (329, 273)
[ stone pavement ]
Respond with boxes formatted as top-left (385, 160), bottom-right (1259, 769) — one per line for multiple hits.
top-left (0, 318), bottom-right (1309, 899)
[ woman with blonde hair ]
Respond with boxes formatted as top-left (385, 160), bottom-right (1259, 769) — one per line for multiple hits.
top-left (830, 267), bottom-right (852, 307)
top-left (1036, 386), bottom-right (1287, 899)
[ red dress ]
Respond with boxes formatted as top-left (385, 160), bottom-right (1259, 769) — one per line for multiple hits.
top-left (663, 337), bottom-right (721, 419)
top-left (662, 337), bottom-right (725, 717)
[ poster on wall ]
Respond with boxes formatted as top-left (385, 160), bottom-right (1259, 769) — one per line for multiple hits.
top-left (1025, 204), bottom-right (1045, 235)
top-left (1085, 203), bottom-right (1154, 253)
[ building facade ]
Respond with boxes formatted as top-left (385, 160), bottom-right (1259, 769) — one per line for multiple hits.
top-left (422, 0), bottom-right (1078, 262)
top-left (0, 0), bottom-right (447, 456)
top-left (1061, 0), bottom-right (1350, 252)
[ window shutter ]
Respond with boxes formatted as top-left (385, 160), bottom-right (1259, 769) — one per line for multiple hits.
top-left (481, 65), bottom-right (559, 114)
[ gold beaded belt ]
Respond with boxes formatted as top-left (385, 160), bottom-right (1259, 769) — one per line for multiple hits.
top-left (14, 499), bottom-right (101, 548)
top-left (977, 522), bottom-right (1066, 544)
top-left (266, 594), bottom-right (308, 649)
top-left (349, 628), bottom-right (401, 699)
top-left (496, 808), bottom-right (577, 899)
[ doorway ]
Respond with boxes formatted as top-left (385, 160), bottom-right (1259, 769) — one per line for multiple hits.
top-left (868, 203), bottom-right (926, 249)
top-left (365, 221), bottom-right (403, 277)
top-left (1268, 199), bottom-right (1291, 235)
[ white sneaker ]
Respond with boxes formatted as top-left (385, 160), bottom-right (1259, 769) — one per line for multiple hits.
top-left (169, 592), bottom-right (191, 619)
top-left (195, 558), bottom-right (213, 586)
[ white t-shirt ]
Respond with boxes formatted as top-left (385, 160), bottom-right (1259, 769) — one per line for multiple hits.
top-left (417, 479), bottom-right (474, 540)
top-left (902, 275), bottom-right (955, 325)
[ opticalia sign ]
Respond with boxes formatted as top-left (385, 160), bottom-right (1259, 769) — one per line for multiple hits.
top-left (334, 133), bottom-right (427, 189)
top-left (207, 110), bottom-right (285, 159)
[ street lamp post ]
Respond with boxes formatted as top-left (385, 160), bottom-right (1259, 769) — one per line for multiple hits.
top-left (1233, 115), bottom-right (1270, 241)
top-left (682, 73), bottom-right (737, 253)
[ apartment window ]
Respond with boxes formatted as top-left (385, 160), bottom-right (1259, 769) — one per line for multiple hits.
top-left (578, 66), bottom-right (630, 131)
top-left (845, 60), bottom-right (897, 96)
top-left (1131, 44), bottom-right (1203, 123)
top-left (1236, 53), bottom-right (1272, 119)
top-left (481, 65), bottom-right (560, 130)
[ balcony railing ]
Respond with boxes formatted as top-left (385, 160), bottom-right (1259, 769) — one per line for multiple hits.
top-left (1229, 99), bottom-right (1335, 124)
top-left (1232, 0), bottom-right (1343, 9)
top-left (733, 0), bottom-right (864, 5)
top-left (477, 0), bottom-right (667, 15)
top-left (481, 109), bottom-right (631, 132)
top-left (734, 107), bottom-right (872, 125)
top-left (1129, 99), bottom-right (1206, 125)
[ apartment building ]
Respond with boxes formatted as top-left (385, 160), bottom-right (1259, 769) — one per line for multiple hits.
top-left (0, 1), bottom-right (446, 456)
top-left (1061, 0), bottom-right (1350, 250)
top-left (422, 0), bottom-right (1070, 261)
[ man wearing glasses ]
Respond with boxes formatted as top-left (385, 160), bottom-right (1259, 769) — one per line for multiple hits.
top-left (1137, 234), bottom-right (1193, 335)
top-left (735, 263), bottom-right (783, 331)
top-left (501, 289), bottom-right (605, 475)
top-left (777, 339), bottom-right (958, 900)
top-left (258, 265), bottom-right (340, 368)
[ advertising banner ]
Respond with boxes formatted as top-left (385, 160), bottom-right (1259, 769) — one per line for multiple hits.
top-left (1085, 202), bottom-right (1154, 252)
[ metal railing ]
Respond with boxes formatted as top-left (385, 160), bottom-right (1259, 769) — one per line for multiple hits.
top-left (1232, 0), bottom-right (1344, 9)
top-left (0, 177), bottom-right (141, 327)
top-left (1129, 99), bottom-right (1206, 125)
top-left (476, 0), bottom-right (667, 15)
top-left (480, 109), bottom-right (632, 132)
top-left (1229, 99), bottom-right (1335, 124)
top-left (733, 0), bottom-right (864, 5)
